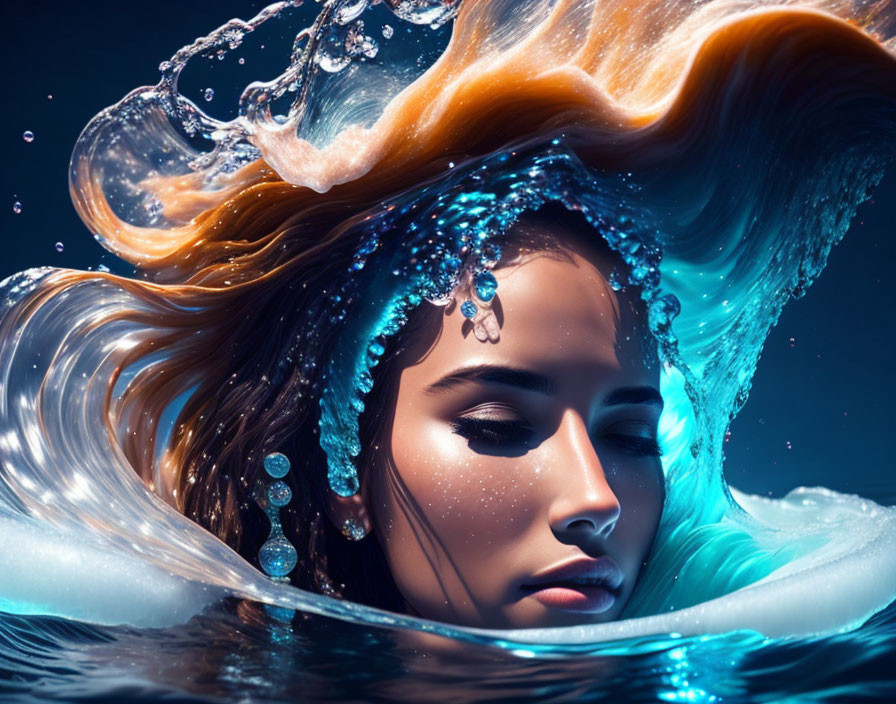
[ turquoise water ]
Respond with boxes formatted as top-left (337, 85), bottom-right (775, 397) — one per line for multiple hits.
top-left (1, 600), bottom-right (894, 702)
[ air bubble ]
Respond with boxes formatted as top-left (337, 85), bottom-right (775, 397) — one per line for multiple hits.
top-left (55, 242), bottom-right (64, 253)
top-left (23, 131), bottom-right (34, 143)
top-left (203, 88), bottom-right (215, 102)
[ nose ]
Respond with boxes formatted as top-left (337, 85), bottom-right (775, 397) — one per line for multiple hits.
top-left (548, 410), bottom-right (621, 544)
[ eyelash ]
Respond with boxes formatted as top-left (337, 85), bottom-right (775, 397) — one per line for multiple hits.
top-left (449, 417), bottom-right (663, 457)
top-left (449, 417), bottom-right (535, 447)
top-left (599, 433), bottom-right (663, 458)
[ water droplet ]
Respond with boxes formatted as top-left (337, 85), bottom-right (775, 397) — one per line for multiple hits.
top-left (336, 0), bottom-right (368, 24)
top-left (47, 95), bottom-right (53, 100)
top-left (259, 535), bottom-right (298, 578)
top-left (789, 337), bottom-right (796, 348)
top-left (461, 300), bottom-right (477, 319)
top-left (724, 430), bottom-right (732, 443)
top-left (383, 0), bottom-right (461, 28)
top-left (203, 87), bottom-right (215, 102)
top-left (382, 24), bottom-right (394, 39)
top-left (12, 201), bottom-right (22, 214)
top-left (238, 57), bottom-right (245, 65)
top-left (55, 242), bottom-right (64, 253)
top-left (268, 480), bottom-right (292, 507)
top-left (473, 271), bottom-right (498, 302)
top-left (22, 131), bottom-right (34, 143)
top-left (315, 46), bottom-right (352, 73)
top-left (263, 452), bottom-right (290, 478)
top-left (345, 21), bottom-right (379, 59)
top-left (786, 441), bottom-right (793, 450)
top-left (608, 269), bottom-right (624, 291)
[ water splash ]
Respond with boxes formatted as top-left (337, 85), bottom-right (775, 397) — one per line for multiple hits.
top-left (0, 0), bottom-right (895, 652)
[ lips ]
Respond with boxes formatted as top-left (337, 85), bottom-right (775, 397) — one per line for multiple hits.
top-left (520, 556), bottom-right (624, 613)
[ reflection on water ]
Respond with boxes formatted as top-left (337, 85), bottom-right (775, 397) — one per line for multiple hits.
top-left (2, 599), bottom-right (894, 702)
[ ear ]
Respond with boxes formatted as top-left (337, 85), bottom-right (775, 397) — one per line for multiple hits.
top-left (326, 489), bottom-right (372, 541)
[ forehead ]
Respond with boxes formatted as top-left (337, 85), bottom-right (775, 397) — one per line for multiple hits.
top-left (402, 249), bottom-right (654, 389)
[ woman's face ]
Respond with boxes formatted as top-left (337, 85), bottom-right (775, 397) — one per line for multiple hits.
top-left (367, 227), bottom-right (665, 629)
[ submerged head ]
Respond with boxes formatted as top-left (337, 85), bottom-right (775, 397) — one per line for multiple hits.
top-left (327, 205), bottom-right (665, 629)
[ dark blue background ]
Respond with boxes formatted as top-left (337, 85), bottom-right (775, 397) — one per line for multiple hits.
top-left (3, 2), bottom-right (894, 503)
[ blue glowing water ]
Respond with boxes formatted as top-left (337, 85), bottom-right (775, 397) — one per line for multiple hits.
top-left (0, 601), bottom-right (894, 702)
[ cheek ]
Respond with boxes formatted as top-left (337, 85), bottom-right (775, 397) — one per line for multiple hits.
top-left (383, 412), bottom-right (543, 549)
top-left (604, 458), bottom-right (665, 545)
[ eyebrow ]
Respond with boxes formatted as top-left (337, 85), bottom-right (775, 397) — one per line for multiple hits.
top-left (425, 364), bottom-right (558, 395)
top-left (424, 365), bottom-right (664, 408)
top-left (604, 385), bottom-right (664, 408)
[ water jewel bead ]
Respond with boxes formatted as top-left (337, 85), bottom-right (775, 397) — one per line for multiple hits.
top-left (259, 535), bottom-right (298, 578)
top-left (264, 452), bottom-right (290, 478)
top-left (268, 480), bottom-right (292, 507)
top-left (342, 518), bottom-right (368, 541)
top-left (461, 300), bottom-right (477, 319)
top-left (473, 271), bottom-right (498, 302)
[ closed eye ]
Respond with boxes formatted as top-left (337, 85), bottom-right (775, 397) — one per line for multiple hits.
top-left (449, 417), bottom-right (536, 448)
top-left (599, 433), bottom-right (663, 457)
top-left (596, 420), bottom-right (662, 457)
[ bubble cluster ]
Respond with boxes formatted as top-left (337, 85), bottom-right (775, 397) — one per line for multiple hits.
top-left (316, 19), bottom-right (378, 73)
